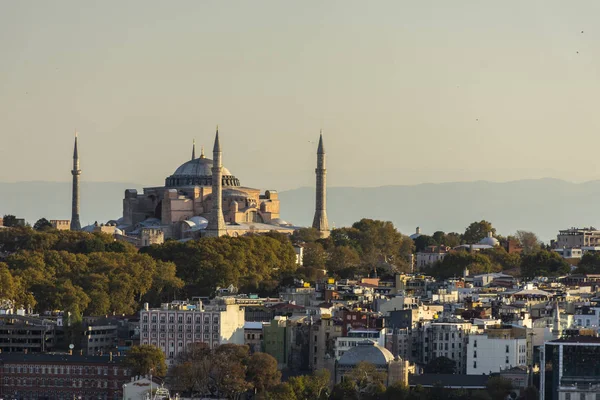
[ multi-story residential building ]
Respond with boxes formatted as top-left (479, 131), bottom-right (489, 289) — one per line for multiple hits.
top-left (244, 321), bottom-right (263, 353)
top-left (280, 287), bottom-right (315, 307)
top-left (0, 314), bottom-right (58, 353)
top-left (386, 328), bottom-right (415, 362)
top-left (418, 321), bottom-right (475, 373)
top-left (335, 328), bottom-right (386, 359)
top-left (340, 309), bottom-right (384, 335)
top-left (308, 316), bottom-right (342, 371)
top-left (139, 298), bottom-right (245, 365)
top-left (263, 316), bottom-right (291, 368)
top-left (81, 324), bottom-right (117, 355)
top-left (540, 336), bottom-right (600, 400)
top-left (556, 227), bottom-right (600, 248)
top-left (0, 353), bottom-right (130, 400)
top-left (466, 326), bottom-right (528, 375)
top-left (572, 306), bottom-right (600, 329)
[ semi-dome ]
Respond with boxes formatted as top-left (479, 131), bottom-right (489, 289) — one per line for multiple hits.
top-left (165, 155), bottom-right (240, 188)
top-left (338, 341), bottom-right (394, 367)
top-left (479, 231), bottom-right (499, 246)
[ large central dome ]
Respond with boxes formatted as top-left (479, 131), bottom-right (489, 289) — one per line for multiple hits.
top-left (173, 157), bottom-right (233, 177)
top-left (165, 155), bottom-right (240, 187)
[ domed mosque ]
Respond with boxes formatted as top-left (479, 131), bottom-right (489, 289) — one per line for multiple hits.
top-left (120, 127), bottom-right (330, 241)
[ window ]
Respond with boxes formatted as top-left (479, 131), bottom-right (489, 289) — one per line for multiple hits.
top-left (506, 345), bottom-right (510, 353)
top-left (580, 394), bottom-right (585, 400)
top-left (474, 340), bottom-right (477, 348)
top-left (473, 361), bottom-right (477, 369)
top-left (474, 351), bottom-right (477, 358)
top-left (566, 394), bottom-right (571, 400)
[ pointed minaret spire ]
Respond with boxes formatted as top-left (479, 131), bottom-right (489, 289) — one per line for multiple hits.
top-left (205, 126), bottom-right (226, 237)
top-left (312, 130), bottom-right (330, 238)
top-left (192, 139), bottom-right (196, 160)
top-left (70, 131), bottom-right (82, 231)
top-left (317, 130), bottom-right (325, 153)
top-left (213, 125), bottom-right (221, 152)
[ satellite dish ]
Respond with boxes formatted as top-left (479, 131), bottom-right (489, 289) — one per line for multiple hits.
top-left (69, 344), bottom-right (74, 350)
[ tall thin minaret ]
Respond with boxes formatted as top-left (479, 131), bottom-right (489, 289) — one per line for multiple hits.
top-left (191, 139), bottom-right (196, 160)
top-left (70, 132), bottom-right (82, 231)
top-left (312, 131), bottom-right (330, 238)
top-left (205, 127), bottom-right (226, 237)
top-left (552, 300), bottom-right (561, 340)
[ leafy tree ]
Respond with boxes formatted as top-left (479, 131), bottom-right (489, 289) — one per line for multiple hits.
top-left (0, 263), bottom-right (17, 301)
top-left (486, 376), bottom-right (513, 400)
top-left (292, 227), bottom-right (322, 243)
top-left (329, 380), bottom-right (359, 400)
top-left (303, 242), bottom-right (327, 269)
top-left (481, 247), bottom-right (521, 271)
top-left (424, 356), bottom-right (456, 374)
top-left (345, 361), bottom-right (387, 399)
top-left (286, 369), bottom-right (330, 400)
top-left (210, 344), bottom-right (252, 398)
top-left (33, 218), bottom-right (53, 231)
top-left (463, 220), bottom-right (495, 244)
top-left (326, 246), bottom-right (361, 272)
top-left (444, 232), bottom-right (462, 247)
top-left (2, 215), bottom-right (18, 227)
top-left (265, 382), bottom-right (297, 400)
top-left (384, 382), bottom-right (410, 400)
top-left (414, 235), bottom-right (436, 252)
top-left (520, 250), bottom-right (570, 278)
top-left (124, 345), bottom-right (167, 377)
top-left (575, 252), bottom-right (600, 274)
top-left (515, 231), bottom-right (542, 254)
top-left (246, 352), bottom-right (281, 393)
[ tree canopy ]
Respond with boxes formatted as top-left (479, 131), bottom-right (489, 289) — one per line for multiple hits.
top-left (124, 344), bottom-right (167, 377)
top-left (520, 250), bottom-right (570, 278)
top-left (33, 218), bottom-right (53, 231)
top-left (424, 356), bottom-right (457, 374)
top-left (463, 220), bottom-right (495, 244)
top-left (142, 234), bottom-right (297, 296)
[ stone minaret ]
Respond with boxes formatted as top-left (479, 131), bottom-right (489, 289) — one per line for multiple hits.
top-left (552, 300), bottom-right (562, 340)
top-left (191, 139), bottom-right (196, 160)
top-left (70, 133), bottom-right (82, 231)
top-left (312, 132), bottom-right (330, 238)
top-left (205, 127), bottom-right (226, 237)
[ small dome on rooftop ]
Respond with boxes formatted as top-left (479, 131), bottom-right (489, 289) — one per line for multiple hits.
top-left (338, 340), bottom-right (395, 366)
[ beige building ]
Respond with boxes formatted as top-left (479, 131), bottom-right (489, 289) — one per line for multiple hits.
top-left (557, 227), bottom-right (600, 248)
top-left (50, 219), bottom-right (70, 230)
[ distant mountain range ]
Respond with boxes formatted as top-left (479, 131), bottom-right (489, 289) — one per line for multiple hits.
top-left (1, 178), bottom-right (599, 242)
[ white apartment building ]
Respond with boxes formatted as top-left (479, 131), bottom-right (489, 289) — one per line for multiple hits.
top-left (466, 332), bottom-right (527, 375)
top-left (335, 328), bottom-right (386, 359)
top-left (139, 298), bottom-right (245, 365)
top-left (573, 307), bottom-right (600, 329)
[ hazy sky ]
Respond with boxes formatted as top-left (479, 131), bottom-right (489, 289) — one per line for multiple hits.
top-left (1, 1), bottom-right (600, 191)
